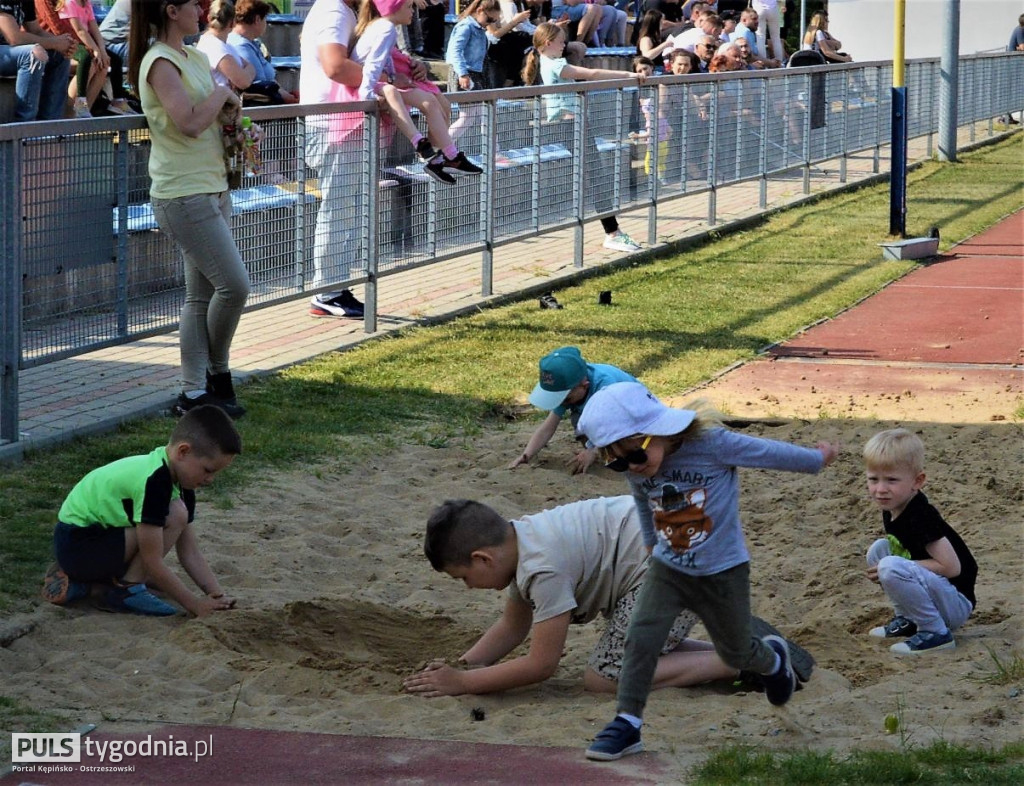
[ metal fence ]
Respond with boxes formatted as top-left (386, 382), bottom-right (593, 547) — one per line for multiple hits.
top-left (1, 53), bottom-right (1021, 443)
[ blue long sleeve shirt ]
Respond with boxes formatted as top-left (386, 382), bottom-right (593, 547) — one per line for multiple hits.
top-left (445, 16), bottom-right (491, 77)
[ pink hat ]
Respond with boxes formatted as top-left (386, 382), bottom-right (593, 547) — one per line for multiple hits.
top-left (372, 0), bottom-right (406, 16)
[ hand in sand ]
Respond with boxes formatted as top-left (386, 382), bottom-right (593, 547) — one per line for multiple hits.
top-left (566, 447), bottom-right (598, 475)
top-left (403, 660), bottom-right (466, 697)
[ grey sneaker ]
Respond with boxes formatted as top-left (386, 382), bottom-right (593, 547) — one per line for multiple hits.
top-left (891, 630), bottom-right (955, 655)
top-left (585, 716), bottom-right (643, 761)
top-left (869, 616), bottom-right (918, 639)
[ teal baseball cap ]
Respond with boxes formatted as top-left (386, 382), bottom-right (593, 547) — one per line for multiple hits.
top-left (528, 346), bottom-right (588, 411)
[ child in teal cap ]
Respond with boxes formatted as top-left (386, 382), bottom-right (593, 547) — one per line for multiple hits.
top-left (509, 346), bottom-right (636, 474)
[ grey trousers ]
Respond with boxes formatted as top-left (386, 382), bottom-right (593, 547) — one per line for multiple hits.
top-left (152, 191), bottom-right (250, 390)
top-left (306, 128), bottom-right (365, 289)
top-left (617, 559), bottom-right (778, 718)
top-left (866, 538), bottom-right (972, 634)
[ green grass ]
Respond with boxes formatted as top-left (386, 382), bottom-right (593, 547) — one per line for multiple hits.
top-left (0, 696), bottom-right (71, 767)
top-left (970, 646), bottom-right (1024, 687)
top-left (691, 740), bottom-right (1024, 785)
top-left (1, 133), bottom-right (1020, 612)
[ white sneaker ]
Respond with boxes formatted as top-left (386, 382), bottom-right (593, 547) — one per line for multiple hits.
top-left (73, 98), bottom-right (92, 119)
top-left (603, 231), bottom-right (642, 253)
top-left (107, 98), bottom-right (137, 115)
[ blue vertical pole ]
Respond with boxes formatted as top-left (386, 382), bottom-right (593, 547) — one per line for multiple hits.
top-left (889, 0), bottom-right (907, 237)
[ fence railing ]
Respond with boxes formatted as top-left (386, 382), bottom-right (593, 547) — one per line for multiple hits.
top-left (1, 53), bottom-right (1021, 444)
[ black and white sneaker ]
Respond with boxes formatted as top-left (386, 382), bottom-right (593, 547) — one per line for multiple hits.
top-left (310, 289), bottom-right (364, 318)
top-left (415, 137), bottom-right (437, 161)
top-left (761, 635), bottom-right (797, 706)
top-left (442, 151), bottom-right (483, 175)
top-left (424, 154), bottom-right (456, 185)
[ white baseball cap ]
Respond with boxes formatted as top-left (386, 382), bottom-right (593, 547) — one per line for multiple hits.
top-left (577, 382), bottom-right (696, 448)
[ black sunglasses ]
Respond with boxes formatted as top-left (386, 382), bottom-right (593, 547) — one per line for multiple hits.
top-left (603, 435), bottom-right (652, 472)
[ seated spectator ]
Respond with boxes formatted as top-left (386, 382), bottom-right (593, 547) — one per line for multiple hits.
top-left (1010, 12), bottom-right (1024, 51)
top-left (715, 40), bottom-right (747, 70)
top-left (719, 8), bottom-right (735, 38)
top-left (0, 0), bottom-right (73, 121)
top-left (488, 0), bottom-right (535, 85)
top-left (56, 0), bottom-right (135, 116)
top-left (97, 0), bottom-right (128, 59)
top-left (196, 0), bottom-right (255, 90)
top-left (631, 0), bottom-right (686, 47)
top-left (550, 0), bottom-right (601, 48)
top-left (803, 11), bottom-right (851, 63)
top-left (672, 11), bottom-right (721, 53)
top-left (729, 6), bottom-right (756, 50)
top-left (228, 0), bottom-right (298, 104)
top-left (734, 34), bottom-right (774, 69)
top-left (636, 9), bottom-right (671, 65)
top-left (595, 0), bottom-right (627, 48)
top-left (692, 32), bottom-right (714, 71)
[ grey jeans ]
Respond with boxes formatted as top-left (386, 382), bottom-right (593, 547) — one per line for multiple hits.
top-left (152, 191), bottom-right (250, 390)
top-left (616, 560), bottom-right (778, 718)
top-left (866, 538), bottom-right (973, 634)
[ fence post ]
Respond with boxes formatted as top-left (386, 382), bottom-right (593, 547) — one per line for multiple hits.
top-left (873, 66), bottom-right (882, 174)
top-left (707, 81), bottom-right (717, 227)
top-left (802, 71), bottom-right (811, 195)
top-left (679, 82), bottom-right (689, 193)
top-left (758, 77), bottom-right (768, 208)
top-left (647, 82), bottom-right (658, 246)
top-left (296, 114), bottom-right (308, 291)
top-left (531, 97), bottom-right (541, 233)
top-left (481, 97), bottom-right (496, 297)
top-left (364, 108), bottom-right (380, 334)
top-left (115, 128), bottom-right (130, 336)
top-left (574, 89), bottom-right (586, 269)
top-left (839, 68), bottom-right (848, 183)
top-left (1, 139), bottom-right (22, 444)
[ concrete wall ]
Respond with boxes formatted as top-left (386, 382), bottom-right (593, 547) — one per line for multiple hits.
top-left (828, 0), bottom-right (1019, 62)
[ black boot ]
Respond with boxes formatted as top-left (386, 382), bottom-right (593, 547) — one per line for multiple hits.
top-left (205, 371), bottom-right (246, 418)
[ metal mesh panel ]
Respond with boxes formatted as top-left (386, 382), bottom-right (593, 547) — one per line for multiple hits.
top-left (4, 54), bottom-right (1020, 375)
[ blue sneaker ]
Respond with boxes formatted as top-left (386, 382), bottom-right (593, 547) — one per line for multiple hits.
top-left (103, 582), bottom-right (178, 616)
top-left (41, 563), bottom-right (88, 606)
top-left (585, 716), bottom-right (643, 761)
top-left (891, 630), bottom-right (955, 655)
top-left (761, 635), bottom-right (797, 706)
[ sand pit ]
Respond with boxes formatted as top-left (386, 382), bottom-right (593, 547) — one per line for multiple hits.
top-left (1, 411), bottom-right (1021, 779)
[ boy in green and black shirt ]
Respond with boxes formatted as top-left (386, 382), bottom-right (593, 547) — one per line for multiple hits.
top-left (42, 405), bottom-right (241, 617)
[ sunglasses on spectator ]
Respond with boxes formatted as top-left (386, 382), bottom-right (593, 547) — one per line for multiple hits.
top-left (603, 435), bottom-right (653, 472)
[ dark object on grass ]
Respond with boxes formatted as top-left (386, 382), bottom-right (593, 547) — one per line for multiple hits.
top-left (471, 707), bottom-right (486, 721)
top-left (928, 226), bottom-right (940, 241)
top-left (539, 293), bottom-right (563, 310)
top-left (598, 290), bottom-right (612, 306)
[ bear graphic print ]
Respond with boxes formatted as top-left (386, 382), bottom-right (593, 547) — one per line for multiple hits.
top-left (652, 484), bottom-right (712, 554)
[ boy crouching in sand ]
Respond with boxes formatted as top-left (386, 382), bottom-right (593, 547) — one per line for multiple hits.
top-left (864, 428), bottom-right (977, 654)
top-left (42, 405), bottom-right (241, 617)
top-left (403, 496), bottom-right (813, 697)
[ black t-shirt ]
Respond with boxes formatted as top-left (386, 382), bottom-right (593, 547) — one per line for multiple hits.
top-left (884, 491), bottom-right (978, 607)
top-left (632, 0), bottom-right (685, 45)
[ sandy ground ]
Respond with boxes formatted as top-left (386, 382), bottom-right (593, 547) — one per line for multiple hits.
top-left (1, 387), bottom-right (1022, 779)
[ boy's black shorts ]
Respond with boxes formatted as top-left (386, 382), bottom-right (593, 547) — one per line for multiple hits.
top-left (54, 521), bottom-right (128, 583)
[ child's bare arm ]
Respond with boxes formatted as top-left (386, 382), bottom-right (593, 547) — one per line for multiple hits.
top-left (175, 524), bottom-right (236, 615)
top-left (404, 610), bottom-right (570, 697)
top-left (921, 536), bottom-right (962, 579)
top-left (135, 523), bottom-right (209, 615)
top-left (509, 411), bottom-right (562, 468)
top-left (461, 595), bottom-right (534, 666)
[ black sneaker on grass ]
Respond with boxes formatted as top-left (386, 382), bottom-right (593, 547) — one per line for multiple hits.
top-left (585, 716), bottom-right (643, 761)
top-left (424, 154), bottom-right (456, 184)
top-left (761, 635), bottom-right (797, 706)
top-left (442, 151), bottom-right (483, 175)
top-left (173, 391), bottom-right (246, 419)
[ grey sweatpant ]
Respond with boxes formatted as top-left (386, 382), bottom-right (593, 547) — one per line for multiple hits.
top-left (616, 560), bottom-right (778, 718)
